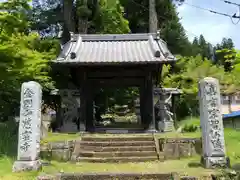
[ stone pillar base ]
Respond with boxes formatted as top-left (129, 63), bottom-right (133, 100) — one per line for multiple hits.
top-left (201, 156), bottom-right (229, 169)
top-left (158, 121), bottom-right (174, 132)
top-left (12, 159), bottom-right (42, 172)
top-left (79, 121), bottom-right (86, 132)
top-left (145, 129), bottom-right (158, 133)
top-left (144, 121), bottom-right (157, 133)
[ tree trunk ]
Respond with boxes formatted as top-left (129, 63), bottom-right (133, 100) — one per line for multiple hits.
top-left (62, 0), bottom-right (74, 44)
top-left (149, 0), bottom-right (158, 33)
top-left (78, 18), bottom-right (89, 33)
top-left (63, 0), bottom-right (75, 32)
top-left (77, 0), bottom-right (89, 33)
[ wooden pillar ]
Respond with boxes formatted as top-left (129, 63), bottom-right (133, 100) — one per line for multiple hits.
top-left (85, 83), bottom-right (94, 132)
top-left (55, 95), bottom-right (62, 129)
top-left (80, 72), bottom-right (87, 132)
top-left (140, 83), bottom-right (146, 129)
top-left (145, 72), bottom-right (157, 132)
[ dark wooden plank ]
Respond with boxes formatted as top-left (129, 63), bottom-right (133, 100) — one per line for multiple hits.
top-left (83, 64), bottom-right (157, 73)
top-left (87, 70), bottom-right (146, 78)
top-left (85, 83), bottom-right (94, 132)
top-left (144, 72), bottom-right (156, 131)
top-left (88, 78), bottom-right (144, 87)
top-left (140, 83), bottom-right (147, 128)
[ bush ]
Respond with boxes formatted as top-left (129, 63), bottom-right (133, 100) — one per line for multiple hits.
top-left (182, 124), bottom-right (198, 132)
top-left (0, 120), bottom-right (18, 158)
top-left (178, 117), bottom-right (200, 132)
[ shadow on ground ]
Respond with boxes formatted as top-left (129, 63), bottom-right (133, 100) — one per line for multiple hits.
top-left (188, 161), bottom-right (202, 168)
top-left (232, 163), bottom-right (240, 171)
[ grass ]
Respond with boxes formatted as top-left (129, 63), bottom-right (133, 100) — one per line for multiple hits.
top-left (0, 157), bottom-right (216, 180)
top-left (0, 118), bottom-right (240, 179)
top-left (42, 132), bottom-right (81, 144)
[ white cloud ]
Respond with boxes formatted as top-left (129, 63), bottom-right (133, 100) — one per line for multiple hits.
top-left (177, 0), bottom-right (240, 49)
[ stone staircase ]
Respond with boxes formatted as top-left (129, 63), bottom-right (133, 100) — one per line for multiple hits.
top-left (71, 135), bottom-right (162, 162)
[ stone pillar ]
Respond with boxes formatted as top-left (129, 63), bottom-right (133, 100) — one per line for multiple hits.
top-left (134, 98), bottom-right (141, 124)
top-left (13, 81), bottom-right (42, 172)
top-left (199, 77), bottom-right (228, 168)
top-left (41, 114), bottom-right (51, 138)
top-left (171, 95), bottom-right (176, 123)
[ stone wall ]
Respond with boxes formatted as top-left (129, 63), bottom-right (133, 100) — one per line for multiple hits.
top-left (40, 138), bottom-right (202, 161)
top-left (37, 173), bottom-right (218, 180)
top-left (159, 138), bottom-right (202, 159)
top-left (41, 141), bottom-right (75, 162)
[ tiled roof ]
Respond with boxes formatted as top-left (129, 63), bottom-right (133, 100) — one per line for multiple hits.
top-left (54, 33), bottom-right (176, 65)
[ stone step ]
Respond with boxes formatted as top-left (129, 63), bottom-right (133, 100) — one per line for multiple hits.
top-left (78, 150), bottom-right (158, 157)
top-left (76, 156), bottom-right (159, 163)
top-left (81, 136), bottom-right (154, 142)
top-left (80, 141), bottom-right (155, 147)
top-left (80, 145), bottom-right (156, 152)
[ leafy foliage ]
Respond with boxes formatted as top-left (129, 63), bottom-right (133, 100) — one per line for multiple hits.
top-left (92, 0), bottom-right (130, 34)
top-left (162, 54), bottom-right (240, 118)
top-left (120, 0), bottom-right (192, 56)
top-left (0, 0), bottom-right (239, 122)
top-left (0, 0), bottom-right (58, 120)
top-left (190, 35), bottom-right (214, 60)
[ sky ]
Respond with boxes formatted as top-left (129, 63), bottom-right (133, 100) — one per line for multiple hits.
top-left (177, 0), bottom-right (240, 49)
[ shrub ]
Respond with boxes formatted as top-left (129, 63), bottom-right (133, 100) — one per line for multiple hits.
top-left (0, 120), bottom-right (18, 158)
top-left (182, 124), bottom-right (198, 132)
top-left (179, 117), bottom-right (200, 132)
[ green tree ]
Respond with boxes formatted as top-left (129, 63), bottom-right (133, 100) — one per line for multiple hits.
top-left (198, 34), bottom-right (208, 59)
top-left (216, 48), bottom-right (237, 72)
top-left (91, 0), bottom-right (130, 34)
top-left (162, 55), bottom-right (239, 119)
top-left (120, 0), bottom-right (192, 56)
top-left (214, 37), bottom-right (235, 70)
top-left (0, 0), bottom-right (58, 120)
top-left (191, 37), bottom-right (201, 56)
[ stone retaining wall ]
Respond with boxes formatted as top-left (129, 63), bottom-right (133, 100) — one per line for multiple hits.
top-left (37, 173), bottom-right (216, 180)
top-left (159, 138), bottom-right (202, 159)
top-left (40, 138), bottom-right (202, 161)
top-left (41, 141), bottom-right (75, 162)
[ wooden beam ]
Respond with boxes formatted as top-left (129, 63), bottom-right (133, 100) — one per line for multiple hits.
top-left (87, 77), bottom-right (144, 87)
top-left (87, 70), bottom-right (147, 78)
top-left (82, 64), bottom-right (157, 74)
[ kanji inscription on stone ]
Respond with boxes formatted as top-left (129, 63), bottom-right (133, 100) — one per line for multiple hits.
top-left (16, 81), bottom-right (42, 161)
top-left (198, 77), bottom-right (227, 168)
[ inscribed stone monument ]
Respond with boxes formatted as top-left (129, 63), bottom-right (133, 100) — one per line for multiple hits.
top-left (12, 81), bottom-right (42, 172)
top-left (198, 77), bottom-right (227, 168)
